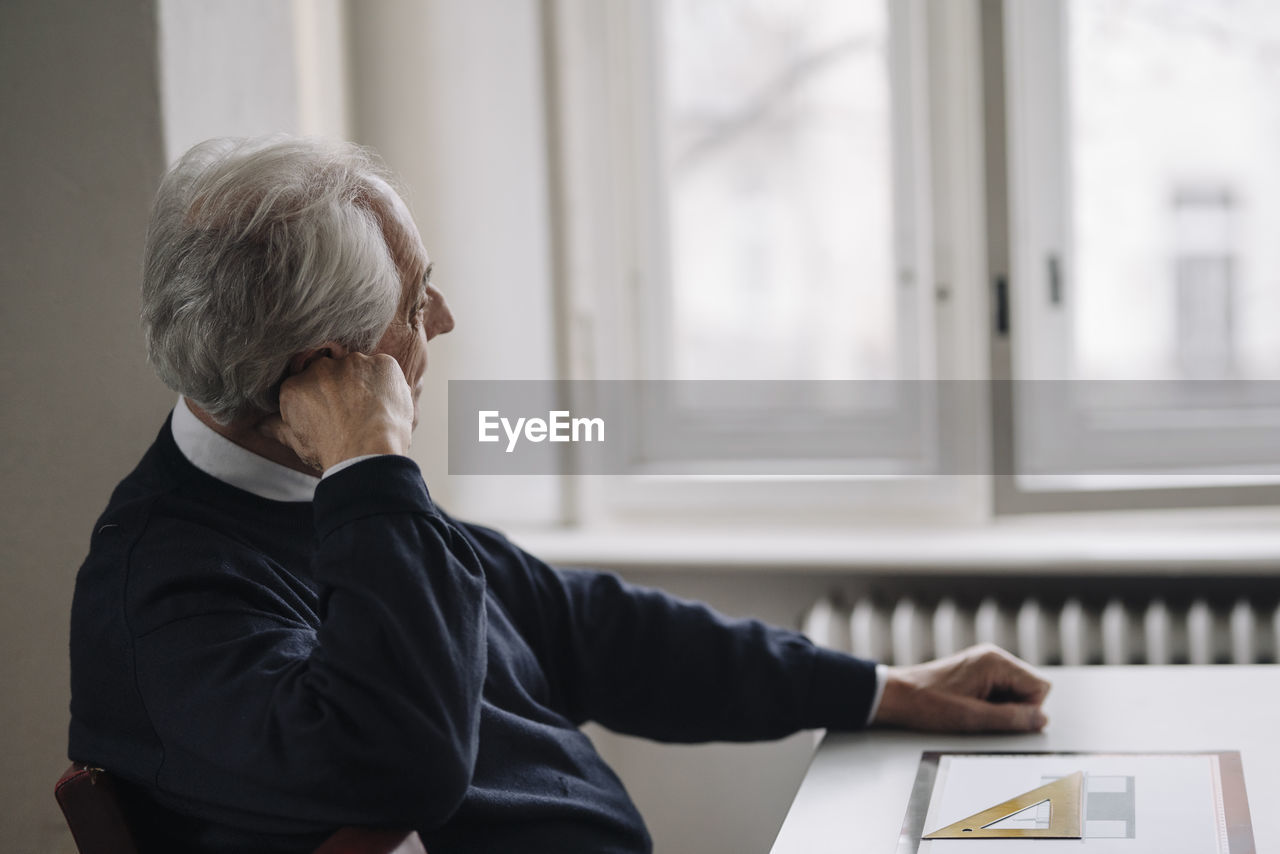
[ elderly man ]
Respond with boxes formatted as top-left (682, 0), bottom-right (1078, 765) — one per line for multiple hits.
top-left (69, 136), bottom-right (1049, 853)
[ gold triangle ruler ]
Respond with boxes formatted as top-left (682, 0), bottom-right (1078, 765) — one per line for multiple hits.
top-left (924, 770), bottom-right (1083, 839)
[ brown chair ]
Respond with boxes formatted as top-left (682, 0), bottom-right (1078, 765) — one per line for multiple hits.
top-left (55, 764), bottom-right (427, 854)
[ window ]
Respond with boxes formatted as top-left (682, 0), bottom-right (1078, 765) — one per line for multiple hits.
top-left (658, 0), bottom-right (903, 385)
top-left (548, 0), bottom-right (953, 519)
top-left (547, 0), bottom-right (1280, 522)
top-left (627, 0), bottom-right (942, 480)
top-left (1003, 0), bottom-right (1280, 507)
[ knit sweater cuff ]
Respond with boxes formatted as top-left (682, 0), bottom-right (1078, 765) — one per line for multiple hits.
top-left (312, 455), bottom-right (437, 537)
top-left (806, 648), bottom-right (880, 731)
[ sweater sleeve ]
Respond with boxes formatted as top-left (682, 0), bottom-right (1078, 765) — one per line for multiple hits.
top-left (126, 457), bottom-right (487, 833)
top-left (469, 527), bottom-right (878, 743)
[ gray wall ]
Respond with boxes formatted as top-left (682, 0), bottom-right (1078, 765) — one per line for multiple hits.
top-left (0, 1), bottom-right (307, 850)
top-left (0, 1), bottom-right (171, 850)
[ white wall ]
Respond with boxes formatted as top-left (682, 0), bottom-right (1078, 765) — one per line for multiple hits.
top-left (158, 0), bottom-right (299, 159)
top-left (157, 0), bottom-right (351, 159)
top-left (348, 0), bottom-right (563, 523)
top-left (348, 5), bottom-right (829, 852)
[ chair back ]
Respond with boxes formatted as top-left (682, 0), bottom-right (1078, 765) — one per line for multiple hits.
top-left (314, 827), bottom-right (429, 854)
top-left (54, 763), bottom-right (141, 854)
top-left (55, 762), bottom-right (427, 854)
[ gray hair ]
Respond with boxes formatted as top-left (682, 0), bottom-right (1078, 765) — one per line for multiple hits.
top-left (141, 136), bottom-right (406, 423)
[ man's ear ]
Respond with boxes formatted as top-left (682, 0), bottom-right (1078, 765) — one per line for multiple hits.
top-left (287, 341), bottom-right (350, 375)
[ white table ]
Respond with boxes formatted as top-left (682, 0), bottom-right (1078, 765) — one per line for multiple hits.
top-left (771, 666), bottom-right (1280, 853)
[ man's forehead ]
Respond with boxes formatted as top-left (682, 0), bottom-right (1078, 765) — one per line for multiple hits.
top-left (367, 175), bottom-right (411, 220)
top-left (366, 176), bottom-right (429, 280)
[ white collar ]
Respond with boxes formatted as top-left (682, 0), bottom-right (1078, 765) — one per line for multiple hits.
top-left (171, 397), bottom-right (320, 502)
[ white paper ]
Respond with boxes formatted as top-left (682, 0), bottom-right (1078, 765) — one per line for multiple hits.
top-left (918, 754), bottom-right (1226, 853)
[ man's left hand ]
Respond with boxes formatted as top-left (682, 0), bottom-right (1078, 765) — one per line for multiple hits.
top-left (872, 644), bottom-right (1051, 733)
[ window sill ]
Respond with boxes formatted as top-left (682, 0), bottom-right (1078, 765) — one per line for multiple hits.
top-left (506, 508), bottom-right (1280, 575)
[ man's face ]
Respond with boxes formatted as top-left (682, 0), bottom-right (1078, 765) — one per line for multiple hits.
top-left (371, 187), bottom-right (454, 428)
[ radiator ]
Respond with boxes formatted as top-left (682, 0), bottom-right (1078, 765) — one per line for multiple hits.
top-left (802, 594), bottom-right (1280, 666)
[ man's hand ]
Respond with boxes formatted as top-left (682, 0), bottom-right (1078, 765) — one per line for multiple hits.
top-left (259, 352), bottom-right (415, 473)
top-left (873, 644), bottom-right (1051, 733)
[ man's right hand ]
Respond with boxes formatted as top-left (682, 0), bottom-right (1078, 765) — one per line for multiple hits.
top-left (260, 352), bottom-right (415, 473)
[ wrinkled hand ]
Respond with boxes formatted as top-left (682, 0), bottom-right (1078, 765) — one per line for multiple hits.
top-left (259, 353), bottom-right (415, 473)
top-left (873, 644), bottom-right (1051, 733)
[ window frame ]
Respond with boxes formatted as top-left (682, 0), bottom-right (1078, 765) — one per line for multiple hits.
top-left (544, 0), bottom-right (1280, 527)
top-left (544, 0), bottom-right (990, 527)
top-left (993, 0), bottom-right (1280, 514)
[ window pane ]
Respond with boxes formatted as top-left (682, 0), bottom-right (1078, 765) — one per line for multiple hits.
top-left (1069, 0), bottom-right (1280, 381)
top-left (659, 0), bottom-right (898, 381)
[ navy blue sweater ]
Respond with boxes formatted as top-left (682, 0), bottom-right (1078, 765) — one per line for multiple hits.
top-left (69, 418), bottom-right (878, 853)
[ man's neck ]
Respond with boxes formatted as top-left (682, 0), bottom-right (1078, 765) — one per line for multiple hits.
top-left (185, 399), bottom-right (322, 478)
